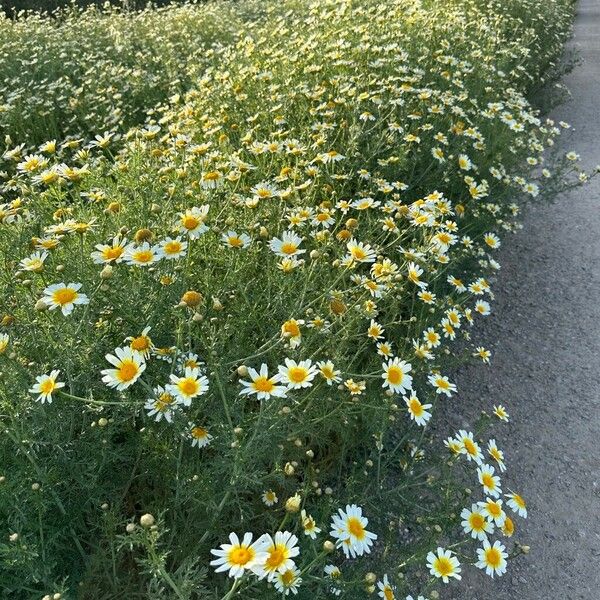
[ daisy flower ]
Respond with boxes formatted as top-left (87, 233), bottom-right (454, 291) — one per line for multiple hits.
top-left (493, 404), bottom-right (509, 421)
top-left (144, 386), bottom-right (177, 422)
top-left (407, 262), bottom-right (426, 288)
top-left (189, 424), bottom-right (213, 448)
top-left (478, 464), bottom-right (502, 498)
top-left (456, 430), bottom-right (484, 464)
top-left (269, 232), bottom-right (305, 257)
top-left (483, 232), bottom-right (500, 249)
top-left (426, 547), bottom-right (461, 583)
top-left (475, 300), bottom-right (491, 316)
top-left (382, 358), bottom-right (413, 394)
top-left (300, 510), bottom-right (321, 539)
top-left (91, 236), bottom-right (127, 264)
top-left (257, 531), bottom-right (300, 580)
top-left (209, 532), bottom-right (268, 579)
top-left (345, 238), bottom-right (376, 264)
top-left (42, 282), bottom-right (89, 316)
top-left (377, 574), bottom-right (396, 599)
top-left (240, 364), bottom-right (287, 400)
top-left (0, 333), bottom-right (9, 354)
top-left (127, 326), bottom-right (153, 359)
top-left (461, 504), bottom-right (494, 541)
top-left (424, 327), bottom-right (441, 348)
top-left (427, 373), bottom-right (457, 397)
top-left (262, 490), bottom-right (278, 507)
top-left (274, 566), bottom-right (302, 595)
top-left (123, 242), bottom-right (161, 267)
top-left (506, 492), bottom-right (527, 518)
top-left (330, 504), bottom-right (377, 558)
top-left (177, 352), bottom-right (204, 371)
top-left (177, 206), bottom-right (209, 239)
top-left (317, 360), bottom-right (341, 385)
top-left (101, 347), bottom-right (146, 390)
top-left (404, 393), bottom-right (432, 426)
top-left (20, 251), bottom-right (48, 272)
top-left (476, 540), bottom-right (508, 578)
top-left (278, 358), bottom-right (317, 389)
top-left (487, 439), bottom-right (506, 472)
top-left (479, 498), bottom-right (507, 527)
top-left (167, 367), bottom-right (209, 406)
top-left (158, 236), bottom-right (188, 260)
top-left (29, 370), bottom-right (65, 403)
top-left (281, 319), bottom-right (304, 348)
top-left (221, 230), bottom-right (251, 249)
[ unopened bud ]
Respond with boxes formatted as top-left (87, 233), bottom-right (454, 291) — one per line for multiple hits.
top-left (140, 513), bottom-right (155, 528)
top-left (35, 299), bottom-right (49, 311)
top-left (285, 494), bottom-right (301, 513)
top-left (100, 265), bottom-right (113, 279)
top-left (323, 540), bottom-right (335, 552)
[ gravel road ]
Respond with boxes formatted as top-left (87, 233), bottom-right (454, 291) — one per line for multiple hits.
top-left (445, 1), bottom-right (600, 598)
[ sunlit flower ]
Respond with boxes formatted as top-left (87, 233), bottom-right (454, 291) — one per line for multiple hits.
top-left (240, 364), bottom-right (287, 400)
top-left (167, 367), bottom-right (209, 406)
top-left (330, 504), bottom-right (377, 558)
top-left (476, 540), bottom-right (508, 577)
top-left (426, 547), bottom-right (461, 583)
top-left (101, 347), bottom-right (146, 390)
top-left (29, 370), bottom-right (65, 403)
top-left (209, 533), bottom-right (268, 579)
top-left (42, 282), bottom-right (89, 316)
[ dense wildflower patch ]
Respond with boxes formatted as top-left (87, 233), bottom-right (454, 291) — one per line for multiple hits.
top-left (0, 0), bottom-right (589, 597)
top-left (0, 1), bottom-right (264, 145)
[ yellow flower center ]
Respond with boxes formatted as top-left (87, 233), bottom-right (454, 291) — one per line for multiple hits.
top-left (347, 516), bottom-right (366, 540)
top-left (434, 556), bottom-right (454, 577)
top-left (228, 236), bottom-right (243, 247)
top-left (282, 321), bottom-right (300, 337)
top-left (281, 569), bottom-right (295, 586)
top-left (482, 473), bottom-right (495, 489)
top-left (228, 546), bottom-right (254, 566)
top-left (178, 378), bottom-right (199, 396)
top-left (253, 376), bottom-right (275, 393)
top-left (280, 242), bottom-right (298, 255)
top-left (265, 545), bottom-right (288, 570)
top-left (469, 513), bottom-right (485, 530)
top-left (183, 216), bottom-right (200, 230)
top-left (387, 366), bottom-right (403, 385)
top-left (384, 587), bottom-right (395, 600)
top-left (117, 360), bottom-right (139, 382)
top-left (52, 287), bottom-right (77, 306)
top-left (351, 246), bottom-right (366, 260)
top-left (191, 426), bottom-right (208, 439)
top-left (40, 379), bottom-right (56, 394)
top-left (164, 241), bottom-right (182, 254)
top-left (487, 502), bottom-right (502, 518)
top-left (131, 336), bottom-right (150, 352)
top-left (409, 398), bottom-right (423, 416)
top-left (485, 547), bottom-right (502, 568)
top-left (288, 366), bottom-right (308, 383)
top-left (133, 250), bottom-right (153, 263)
top-left (104, 246), bottom-right (123, 260)
top-left (463, 438), bottom-right (476, 455)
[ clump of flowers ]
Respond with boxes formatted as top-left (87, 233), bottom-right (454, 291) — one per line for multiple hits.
top-left (0, 0), bottom-right (586, 597)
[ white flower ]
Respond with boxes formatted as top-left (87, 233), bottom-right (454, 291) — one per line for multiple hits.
top-left (42, 282), bottom-right (89, 316)
top-left (29, 370), bottom-right (65, 403)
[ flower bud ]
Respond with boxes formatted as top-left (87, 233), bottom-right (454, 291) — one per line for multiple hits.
top-left (100, 265), bottom-right (113, 279)
top-left (140, 513), bottom-right (155, 528)
top-left (126, 523), bottom-right (136, 533)
top-left (236, 365), bottom-right (248, 377)
top-left (364, 572), bottom-right (377, 584)
top-left (323, 540), bottom-right (335, 552)
top-left (285, 494), bottom-right (301, 513)
top-left (35, 299), bottom-right (49, 311)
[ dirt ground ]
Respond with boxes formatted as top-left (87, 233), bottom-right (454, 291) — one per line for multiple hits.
top-left (444, 1), bottom-right (600, 598)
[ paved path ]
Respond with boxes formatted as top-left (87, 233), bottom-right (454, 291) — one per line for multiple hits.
top-left (448, 1), bottom-right (600, 598)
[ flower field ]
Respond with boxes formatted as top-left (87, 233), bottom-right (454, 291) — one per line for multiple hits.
top-left (0, 0), bottom-right (589, 598)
